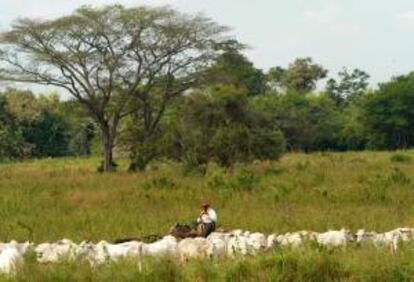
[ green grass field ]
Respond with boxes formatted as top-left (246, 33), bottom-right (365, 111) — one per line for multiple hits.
top-left (2, 151), bottom-right (414, 281)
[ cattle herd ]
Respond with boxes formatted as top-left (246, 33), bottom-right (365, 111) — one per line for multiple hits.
top-left (0, 227), bottom-right (413, 275)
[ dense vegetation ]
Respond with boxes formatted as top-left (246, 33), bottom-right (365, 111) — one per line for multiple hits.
top-left (2, 65), bottom-right (414, 170)
top-left (0, 152), bottom-right (413, 280)
top-left (1, 5), bottom-right (414, 172)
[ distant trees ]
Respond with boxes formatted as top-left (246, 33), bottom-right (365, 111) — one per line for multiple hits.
top-left (60, 101), bottom-right (96, 157)
top-left (167, 86), bottom-right (285, 170)
top-left (205, 44), bottom-right (267, 96)
top-left (0, 88), bottom-right (94, 160)
top-left (267, 57), bottom-right (328, 93)
top-left (326, 68), bottom-right (370, 106)
top-left (3, 89), bottom-right (69, 157)
top-left (0, 5), bottom-right (230, 171)
top-left (361, 73), bottom-right (414, 149)
top-left (0, 95), bottom-right (27, 160)
top-left (122, 67), bottom-right (414, 162)
top-left (252, 91), bottom-right (342, 151)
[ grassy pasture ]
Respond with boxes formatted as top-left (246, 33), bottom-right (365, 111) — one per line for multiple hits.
top-left (1, 151), bottom-right (414, 280)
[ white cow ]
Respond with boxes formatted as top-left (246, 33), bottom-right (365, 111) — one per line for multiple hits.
top-left (247, 232), bottom-right (267, 252)
top-left (76, 241), bottom-right (108, 266)
top-left (141, 235), bottom-right (177, 258)
top-left (178, 238), bottom-right (208, 262)
top-left (356, 229), bottom-right (400, 253)
top-left (95, 240), bottom-right (142, 262)
top-left (227, 235), bottom-right (252, 257)
top-left (0, 247), bottom-right (23, 275)
top-left (390, 228), bottom-right (414, 243)
top-left (379, 228), bottom-right (414, 253)
top-left (231, 229), bottom-right (244, 236)
top-left (317, 229), bottom-right (353, 247)
top-left (0, 241), bottom-right (33, 255)
top-left (276, 232), bottom-right (303, 248)
top-left (207, 232), bottom-right (233, 244)
top-left (355, 229), bottom-right (378, 246)
top-left (267, 234), bottom-right (278, 249)
top-left (35, 239), bottom-right (78, 263)
top-left (206, 238), bottom-right (227, 259)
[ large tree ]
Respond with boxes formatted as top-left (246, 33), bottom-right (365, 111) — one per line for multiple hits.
top-left (0, 5), bottom-right (229, 171)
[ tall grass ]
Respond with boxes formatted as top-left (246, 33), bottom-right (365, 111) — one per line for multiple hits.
top-left (1, 151), bottom-right (414, 280)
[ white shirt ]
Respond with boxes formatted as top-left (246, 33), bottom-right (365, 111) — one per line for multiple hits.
top-left (198, 208), bottom-right (217, 224)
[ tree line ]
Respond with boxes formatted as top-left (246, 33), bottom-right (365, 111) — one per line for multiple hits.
top-left (0, 4), bottom-right (413, 171)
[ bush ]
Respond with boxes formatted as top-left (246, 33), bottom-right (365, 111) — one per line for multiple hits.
top-left (20, 111), bottom-right (71, 158)
top-left (390, 154), bottom-right (411, 163)
top-left (169, 86), bottom-right (285, 169)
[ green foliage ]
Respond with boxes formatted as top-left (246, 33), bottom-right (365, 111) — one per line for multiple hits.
top-left (21, 111), bottom-right (71, 158)
top-left (0, 4), bottom-right (232, 172)
top-left (337, 97), bottom-right (368, 150)
top-left (362, 73), bottom-right (414, 149)
top-left (126, 129), bottom-right (171, 172)
top-left (67, 122), bottom-right (95, 156)
top-left (268, 57), bottom-right (328, 93)
top-left (0, 89), bottom-right (95, 160)
top-left (326, 68), bottom-right (370, 106)
top-left (169, 86), bottom-right (285, 169)
top-left (205, 46), bottom-right (267, 96)
top-left (253, 91), bottom-right (342, 151)
top-left (0, 95), bottom-right (29, 160)
top-left (59, 100), bottom-right (96, 157)
top-left (390, 153), bottom-right (411, 163)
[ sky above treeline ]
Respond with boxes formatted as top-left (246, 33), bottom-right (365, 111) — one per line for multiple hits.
top-left (1, 0), bottom-right (414, 94)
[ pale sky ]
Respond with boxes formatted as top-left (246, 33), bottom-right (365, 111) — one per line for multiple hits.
top-left (1, 0), bottom-right (414, 95)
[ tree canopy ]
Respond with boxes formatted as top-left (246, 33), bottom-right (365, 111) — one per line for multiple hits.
top-left (267, 57), bottom-right (328, 93)
top-left (326, 68), bottom-right (370, 106)
top-left (0, 4), bottom-right (231, 171)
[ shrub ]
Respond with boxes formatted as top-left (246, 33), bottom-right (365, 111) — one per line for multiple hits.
top-left (390, 153), bottom-right (411, 163)
top-left (168, 86), bottom-right (285, 170)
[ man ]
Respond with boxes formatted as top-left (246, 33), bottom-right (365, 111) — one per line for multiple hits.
top-left (196, 202), bottom-right (217, 237)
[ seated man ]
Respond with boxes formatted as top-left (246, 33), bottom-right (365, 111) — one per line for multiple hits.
top-left (196, 202), bottom-right (217, 237)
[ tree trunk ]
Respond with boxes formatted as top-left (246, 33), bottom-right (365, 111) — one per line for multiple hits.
top-left (102, 127), bottom-right (115, 172)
